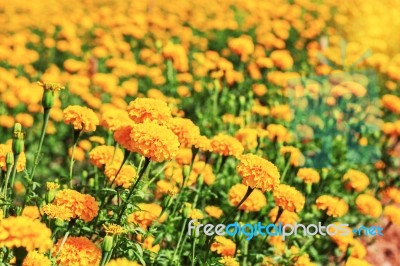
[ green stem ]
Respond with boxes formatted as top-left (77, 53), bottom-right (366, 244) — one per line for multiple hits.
top-left (69, 130), bottom-right (81, 187)
top-left (29, 108), bottom-right (50, 181)
top-left (280, 158), bottom-right (291, 183)
top-left (173, 217), bottom-right (189, 263)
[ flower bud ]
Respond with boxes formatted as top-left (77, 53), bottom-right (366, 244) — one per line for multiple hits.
top-left (42, 90), bottom-right (55, 110)
top-left (102, 235), bottom-right (114, 252)
top-left (12, 131), bottom-right (25, 155)
top-left (6, 152), bottom-right (14, 167)
top-left (13, 123), bottom-right (22, 134)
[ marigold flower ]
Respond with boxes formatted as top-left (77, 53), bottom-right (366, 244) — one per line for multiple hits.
top-left (382, 187), bottom-right (400, 203)
top-left (42, 204), bottom-right (73, 221)
top-left (101, 108), bottom-right (131, 131)
top-left (155, 180), bottom-right (179, 199)
top-left (211, 236), bottom-right (236, 257)
top-left (129, 122), bottom-right (180, 162)
top-left (46, 182), bottom-right (60, 191)
top-left (267, 124), bottom-right (291, 142)
top-left (0, 216), bottom-right (52, 252)
top-left (23, 251), bottom-right (51, 266)
top-left (194, 135), bottom-right (212, 152)
top-left (166, 117), bottom-right (200, 147)
top-left (21, 206), bottom-right (40, 220)
top-left (127, 98), bottom-right (172, 124)
top-left (107, 258), bottom-right (141, 266)
top-left (53, 237), bottom-right (101, 266)
top-left (53, 189), bottom-right (99, 222)
top-left (228, 184), bottom-right (267, 212)
top-left (104, 163), bottom-right (137, 188)
top-left (137, 234), bottom-right (160, 253)
top-left (189, 209), bottom-right (204, 220)
top-left (316, 195), bottom-right (349, 217)
top-left (37, 81), bottom-right (64, 91)
top-left (273, 184), bottom-right (305, 212)
top-left (128, 203), bottom-right (167, 230)
top-left (269, 207), bottom-right (299, 225)
top-left (355, 194), bottom-right (382, 218)
top-left (103, 223), bottom-right (127, 236)
top-left (89, 145), bottom-right (124, 168)
top-left (270, 104), bottom-right (292, 122)
top-left (219, 256), bottom-right (240, 266)
top-left (381, 94), bottom-right (400, 114)
top-left (210, 133), bottom-right (244, 158)
top-left (113, 125), bottom-right (135, 150)
top-left (235, 128), bottom-right (258, 150)
top-left (63, 105), bottom-right (99, 132)
top-left (228, 35), bottom-right (254, 62)
top-left (175, 148), bottom-right (193, 165)
top-left (205, 205), bottom-right (224, 219)
top-left (342, 169), bottom-right (369, 192)
top-left (236, 154), bottom-right (280, 192)
top-left (383, 205), bottom-right (400, 224)
top-left (297, 168), bottom-right (320, 184)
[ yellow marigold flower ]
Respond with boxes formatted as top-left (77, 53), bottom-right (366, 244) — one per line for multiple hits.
top-left (63, 105), bottom-right (99, 132)
top-left (103, 223), bottom-right (127, 236)
top-left (128, 203), bottom-right (167, 230)
top-left (384, 205), bottom-right (400, 224)
top-left (273, 184), bottom-right (305, 213)
top-left (22, 206), bottom-right (40, 220)
top-left (349, 239), bottom-right (367, 259)
top-left (46, 182), bottom-right (60, 191)
top-left (228, 184), bottom-right (267, 212)
top-left (69, 146), bottom-right (85, 161)
top-left (0, 216), bottom-right (52, 252)
top-left (235, 128), bottom-right (258, 150)
top-left (267, 124), bottom-right (291, 142)
top-left (211, 236), bottom-right (236, 257)
top-left (89, 145), bottom-right (124, 168)
top-left (53, 237), bottom-right (101, 266)
top-left (345, 257), bottom-right (372, 266)
top-left (107, 258), bottom-right (141, 266)
top-left (270, 104), bottom-right (292, 122)
top-left (210, 133), bottom-right (244, 158)
top-left (205, 205), bottom-right (224, 219)
top-left (89, 136), bottom-right (105, 145)
top-left (166, 117), bottom-right (200, 147)
top-left (37, 81), bottom-right (64, 91)
top-left (328, 223), bottom-right (353, 252)
top-left (280, 146), bottom-right (305, 167)
top-left (129, 122), bottom-right (180, 162)
top-left (42, 204), bottom-right (73, 221)
top-left (268, 236), bottom-right (286, 255)
top-left (175, 148), bottom-right (193, 165)
top-left (297, 168), bottom-right (320, 184)
top-left (316, 195), bottom-right (349, 217)
top-left (269, 207), bottom-right (299, 225)
top-left (137, 235), bottom-right (160, 254)
top-left (78, 140), bottom-right (92, 151)
top-left (381, 94), bottom-right (400, 114)
top-left (290, 246), bottom-right (317, 266)
top-left (22, 251), bottom-right (51, 266)
top-left (155, 180), bottom-right (179, 199)
top-left (101, 108), bottom-right (131, 131)
top-left (355, 194), bottom-right (382, 218)
top-left (219, 256), bottom-right (240, 266)
top-left (104, 163), bottom-right (137, 189)
top-left (194, 135), bottom-right (212, 152)
top-left (342, 169), bottom-right (369, 192)
top-left (382, 187), bottom-right (400, 203)
top-left (53, 189), bottom-right (99, 222)
top-left (127, 98), bottom-right (172, 124)
top-left (236, 154), bottom-right (280, 192)
top-left (189, 209), bottom-right (204, 220)
top-left (228, 35), bottom-right (254, 62)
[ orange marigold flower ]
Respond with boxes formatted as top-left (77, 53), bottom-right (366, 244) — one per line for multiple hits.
top-left (155, 180), bottom-right (179, 199)
top-left (37, 81), bottom-right (64, 91)
top-left (107, 258), bottom-right (141, 266)
top-left (228, 35), bottom-right (254, 62)
top-left (175, 148), bottom-right (193, 165)
top-left (63, 105), bottom-right (99, 132)
top-left (205, 205), bottom-right (224, 219)
top-left (53, 189), bottom-right (99, 222)
top-left (228, 184), bottom-right (267, 212)
top-left (297, 168), bottom-right (320, 184)
top-left (194, 135), bottom-right (212, 152)
top-left (101, 108), bottom-right (131, 131)
top-left (219, 256), bottom-right (239, 266)
top-left (342, 169), bottom-right (369, 192)
top-left (210, 133), bottom-right (244, 158)
top-left (382, 187), bottom-right (400, 203)
top-left (22, 206), bottom-right (40, 220)
top-left (266, 124), bottom-right (291, 142)
top-left (236, 154), bottom-right (280, 192)
top-left (316, 195), bottom-right (349, 217)
top-left (129, 122), bottom-right (180, 162)
top-left (235, 128), bottom-right (258, 150)
top-left (381, 94), bottom-right (400, 114)
top-left (270, 104), bottom-right (292, 122)
top-left (89, 145), bottom-right (124, 168)
top-left (166, 117), bottom-right (200, 147)
top-left (137, 234), bottom-right (160, 254)
top-left (113, 125), bottom-right (134, 150)
top-left (0, 216), bottom-right (52, 252)
top-left (104, 163), bottom-right (137, 188)
top-left (128, 203), bottom-right (167, 230)
top-left (53, 237), bottom-right (101, 266)
top-left (355, 194), bottom-right (382, 218)
top-left (127, 98), bottom-right (172, 124)
top-left (269, 207), bottom-right (299, 225)
top-left (273, 184), bottom-right (305, 212)
top-left (280, 146), bottom-right (305, 167)
top-left (383, 205), bottom-right (400, 225)
top-left (23, 251), bottom-right (51, 266)
top-left (42, 204), bottom-right (73, 221)
top-left (211, 236), bottom-right (236, 257)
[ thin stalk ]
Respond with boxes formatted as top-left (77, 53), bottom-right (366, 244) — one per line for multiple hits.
top-left (69, 130), bottom-right (81, 187)
top-left (280, 158), bottom-right (291, 183)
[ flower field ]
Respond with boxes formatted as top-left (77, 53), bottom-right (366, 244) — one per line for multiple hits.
top-left (1, 0), bottom-right (400, 265)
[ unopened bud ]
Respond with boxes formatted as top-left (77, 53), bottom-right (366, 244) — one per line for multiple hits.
top-left (42, 90), bottom-right (55, 110)
top-left (6, 152), bottom-right (14, 166)
top-left (12, 131), bottom-right (25, 155)
top-left (13, 123), bottom-right (22, 134)
top-left (102, 235), bottom-right (114, 252)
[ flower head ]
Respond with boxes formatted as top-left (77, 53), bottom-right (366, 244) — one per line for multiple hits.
top-left (316, 195), bottom-right (349, 217)
top-left (204, 205), bottom-right (224, 219)
top-left (89, 145), bottom-right (124, 168)
top-left (355, 194), bottom-right (382, 218)
top-left (297, 168), bottom-right (320, 184)
top-left (166, 117), bottom-right (200, 147)
top-left (52, 237), bottom-right (101, 266)
top-left (342, 169), bottom-right (369, 192)
top-left (211, 236), bottom-right (236, 257)
top-left (42, 204), bottom-right (73, 221)
top-left (21, 206), bottom-right (40, 220)
top-left (127, 98), bottom-right (172, 124)
top-left (384, 205), bottom-right (400, 224)
top-left (37, 81), bottom-right (65, 91)
top-left (280, 146), bottom-right (305, 167)
top-left (103, 224), bottom-right (127, 236)
top-left (235, 128), bottom-right (258, 150)
top-left (23, 251), bottom-right (51, 266)
top-left (228, 184), bottom-right (267, 212)
top-left (63, 105), bottom-right (99, 132)
top-left (104, 163), bottom-right (137, 188)
top-left (236, 154), bottom-right (280, 192)
top-left (53, 189), bottom-right (99, 222)
top-left (273, 184), bottom-right (305, 212)
top-left (101, 108), bottom-right (131, 131)
top-left (128, 203), bottom-right (167, 230)
top-left (46, 182), bottom-right (60, 191)
top-left (268, 207), bottom-right (299, 225)
top-left (219, 256), bottom-right (239, 266)
top-left (0, 216), bottom-right (52, 252)
top-left (210, 133), bottom-right (244, 158)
